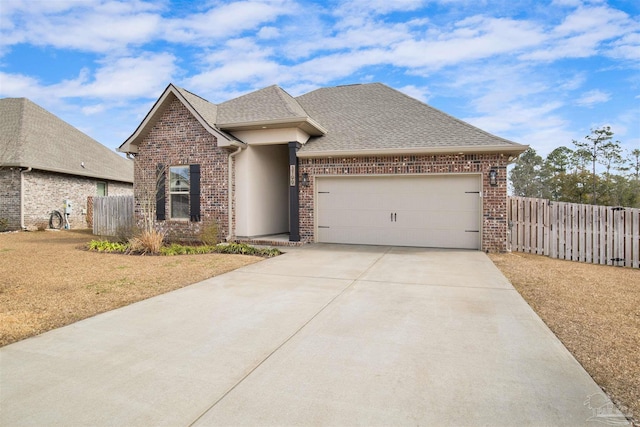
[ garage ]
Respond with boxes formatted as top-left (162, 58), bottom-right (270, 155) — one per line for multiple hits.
top-left (316, 175), bottom-right (482, 249)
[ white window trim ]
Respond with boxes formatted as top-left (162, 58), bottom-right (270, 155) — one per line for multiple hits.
top-left (169, 165), bottom-right (190, 220)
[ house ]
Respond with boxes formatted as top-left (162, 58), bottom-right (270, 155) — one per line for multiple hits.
top-left (118, 83), bottom-right (527, 252)
top-left (0, 98), bottom-right (133, 231)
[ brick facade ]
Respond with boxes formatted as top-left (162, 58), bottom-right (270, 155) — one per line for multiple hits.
top-left (0, 167), bottom-right (132, 231)
top-left (133, 99), bottom-right (511, 251)
top-left (134, 97), bottom-right (229, 241)
top-left (0, 168), bottom-right (22, 230)
top-left (298, 153), bottom-right (509, 252)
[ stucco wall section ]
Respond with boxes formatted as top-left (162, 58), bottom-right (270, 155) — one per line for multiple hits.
top-left (298, 153), bottom-right (509, 252)
top-left (133, 97), bottom-right (229, 241)
top-left (0, 168), bottom-right (22, 230)
top-left (21, 170), bottom-right (132, 229)
top-left (235, 144), bottom-right (289, 237)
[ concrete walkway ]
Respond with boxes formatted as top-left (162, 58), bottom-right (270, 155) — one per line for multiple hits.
top-left (0, 245), bottom-right (627, 426)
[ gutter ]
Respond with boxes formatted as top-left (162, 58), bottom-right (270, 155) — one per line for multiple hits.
top-left (20, 167), bottom-right (32, 229)
top-left (227, 142), bottom-right (245, 241)
top-left (296, 144), bottom-right (529, 158)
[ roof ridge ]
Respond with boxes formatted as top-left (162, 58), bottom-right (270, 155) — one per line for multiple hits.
top-left (272, 85), bottom-right (308, 117)
top-left (173, 85), bottom-right (216, 105)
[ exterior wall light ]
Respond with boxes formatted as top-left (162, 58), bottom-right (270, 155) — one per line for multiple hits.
top-left (301, 172), bottom-right (310, 187)
top-left (489, 169), bottom-right (498, 186)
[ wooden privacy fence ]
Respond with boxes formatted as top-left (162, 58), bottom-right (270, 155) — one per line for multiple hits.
top-left (92, 196), bottom-right (134, 237)
top-left (508, 197), bottom-right (640, 268)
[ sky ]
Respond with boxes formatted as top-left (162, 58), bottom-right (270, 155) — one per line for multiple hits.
top-left (1, 0), bottom-right (638, 161)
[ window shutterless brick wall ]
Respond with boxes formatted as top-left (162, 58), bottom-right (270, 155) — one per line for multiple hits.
top-left (0, 168), bottom-right (22, 230)
top-left (134, 97), bottom-right (229, 241)
top-left (298, 153), bottom-right (510, 253)
top-left (17, 170), bottom-right (131, 229)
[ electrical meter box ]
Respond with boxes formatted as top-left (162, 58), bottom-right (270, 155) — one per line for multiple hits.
top-left (63, 199), bottom-right (73, 214)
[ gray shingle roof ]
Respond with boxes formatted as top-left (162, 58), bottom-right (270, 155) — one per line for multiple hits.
top-left (0, 98), bottom-right (133, 182)
top-left (217, 85), bottom-right (308, 125)
top-left (296, 83), bottom-right (527, 155)
top-left (120, 82), bottom-right (526, 157)
top-left (174, 86), bottom-right (219, 129)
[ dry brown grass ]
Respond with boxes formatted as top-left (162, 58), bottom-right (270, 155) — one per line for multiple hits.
top-left (489, 252), bottom-right (640, 426)
top-left (0, 229), bottom-right (261, 347)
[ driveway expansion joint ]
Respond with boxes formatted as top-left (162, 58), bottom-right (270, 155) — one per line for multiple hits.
top-left (188, 247), bottom-right (392, 426)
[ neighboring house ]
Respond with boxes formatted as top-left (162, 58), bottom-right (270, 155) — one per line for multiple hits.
top-left (119, 83), bottom-right (527, 252)
top-left (0, 98), bottom-right (133, 231)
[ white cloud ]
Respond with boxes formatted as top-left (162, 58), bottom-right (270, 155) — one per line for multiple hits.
top-left (0, 0), bottom-right (162, 54)
top-left (183, 37), bottom-right (285, 96)
top-left (520, 5), bottom-right (638, 61)
top-left (390, 17), bottom-right (546, 70)
top-left (0, 52), bottom-right (177, 100)
top-left (161, 0), bottom-right (295, 44)
top-left (290, 48), bottom-right (389, 84)
top-left (398, 84), bottom-right (431, 103)
top-left (257, 26), bottom-right (280, 39)
top-left (0, 72), bottom-right (42, 98)
top-left (607, 32), bottom-right (640, 61)
top-left (575, 89), bottom-right (610, 107)
top-left (81, 104), bottom-right (107, 115)
top-left (557, 73), bottom-right (587, 91)
top-left (334, 0), bottom-right (426, 19)
top-left (551, 0), bottom-right (583, 6)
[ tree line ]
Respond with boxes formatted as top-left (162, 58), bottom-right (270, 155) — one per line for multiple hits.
top-left (510, 126), bottom-right (639, 208)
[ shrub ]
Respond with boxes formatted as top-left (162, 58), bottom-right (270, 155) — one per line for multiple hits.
top-left (128, 229), bottom-right (165, 255)
top-left (216, 243), bottom-right (281, 258)
top-left (199, 219), bottom-right (220, 246)
top-left (88, 240), bottom-right (129, 253)
top-left (87, 237), bottom-right (281, 258)
top-left (0, 218), bottom-right (9, 232)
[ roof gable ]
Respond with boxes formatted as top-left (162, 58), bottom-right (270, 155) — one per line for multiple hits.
top-left (217, 85), bottom-right (306, 124)
top-left (217, 85), bottom-right (326, 135)
top-left (0, 98), bottom-right (133, 182)
top-left (296, 83), bottom-right (528, 156)
top-left (118, 84), bottom-right (238, 153)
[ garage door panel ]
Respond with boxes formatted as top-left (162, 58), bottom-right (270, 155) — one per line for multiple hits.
top-left (316, 175), bottom-right (481, 249)
top-left (318, 209), bottom-right (392, 228)
top-left (398, 210), bottom-right (479, 231)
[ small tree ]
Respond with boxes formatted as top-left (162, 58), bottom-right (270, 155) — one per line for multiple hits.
top-left (544, 146), bottom-right (574, 200)
top-left (629, 149), bottom-right (640, 181)
top-left (130, 159), bottom-right (166, 254)
top-left (509, 148), bottom-right (546, 197)
top-left (572, 126), bottom-right (621, 205)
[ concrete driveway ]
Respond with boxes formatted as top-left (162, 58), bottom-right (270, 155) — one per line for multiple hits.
top-left (0, 245), bottom-right (627, 426)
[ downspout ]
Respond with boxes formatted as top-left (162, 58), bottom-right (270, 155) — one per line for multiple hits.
top-left (227, 144), bottom-right (244, 241)
top-left (20, 167), bottom-right (32, 229)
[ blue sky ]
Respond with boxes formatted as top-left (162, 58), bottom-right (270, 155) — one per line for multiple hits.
top-left (1, 0), bottom-right (638, 160)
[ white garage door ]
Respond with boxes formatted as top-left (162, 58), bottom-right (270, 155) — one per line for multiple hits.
top-left (316, 175), bottom-right (481, 249)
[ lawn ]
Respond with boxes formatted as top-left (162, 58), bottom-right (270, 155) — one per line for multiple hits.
top-left (1, 230), bottom-right (637, 425)
top-left (0, 229), bottom-right (261, 347)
